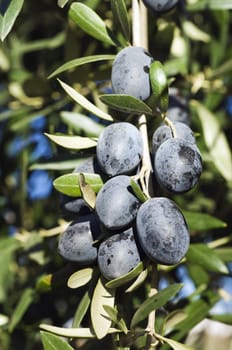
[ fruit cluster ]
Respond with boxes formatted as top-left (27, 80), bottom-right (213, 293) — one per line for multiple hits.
top-left (58, 44), bottom-right (202, 281)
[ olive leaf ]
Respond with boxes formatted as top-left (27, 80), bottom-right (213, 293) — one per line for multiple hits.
top-left (155, 333), bottom-right (194, 350)
top-left (0, 0), bottom-right (24, 41)
top-left (45, 133), bottom-right (97, 150)
top-left (103, 305), bottom-right (128, 334)
top-left (40, 331), bottom-right (74, 350)
top-left (53, 173), bottom-right (103, 197)
top-left (100, 94), bottom-right (153, 115)
top-left (40, 324), bottom-right (120, 338)
top-left (69, 3), bottom-right (115, 45)
top-left (67, 268), bottom-right (94, 289)
top-left (111, 0), bottom-right (130, 42)
top-left (105, 261), bottom-right (145, 289)
top-left (79, 173), bottom-right (97, 209)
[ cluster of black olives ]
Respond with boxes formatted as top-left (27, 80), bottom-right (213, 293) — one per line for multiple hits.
top-left (58, 44), bottom-right (202, 281)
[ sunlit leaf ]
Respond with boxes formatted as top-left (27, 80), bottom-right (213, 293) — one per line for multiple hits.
top-left (100, 94), bottom-right (153, 115)
top-left (156, 333), bottom-right (194, 350)
top-left (49, 54), bottom-right (115, 78)
top-left (57, 0), bottom-right (70, 8)
top-left (187, 0), bottom-right (232, 10)
top-left (69, 3), bottom-right (115, 45)
top-left (191, 100), bottom-right (232, 182)
top-left (79, 173), bottom-right (96, 209)
top-left (187, 244), bottom-right (228, 274)
top-left (67, 268), bottom-right (94, 289)
top-left (182, 210), bottom-right (227, 231)
top-left (131, 284), bottom-right (183, 328)
top-left (125, 268), bottom-right (148, 293)
top-left (40, 324), bottom-right (120, 338)
top-left (36, 274), bottom-right (52, 293)
top-left (58, 79), bottom-right (113, 121)
top-left (0, 0), bottom-right (24, 41)
top-left (182, 20), bottom-right (211, 42)
top-left (53, 173), bottom-right (103, 197)
top-left (90, 276), bottom-right (115, 339)
top-left (45, 133), bottom-right (97, 150)
top-left (162, 310), bottom-right (187, 335)
top-left (111, 0), bottom-right (130, 41)
top-left (105, 261), bottom-right (145, 289)
top-left (8, 288), bottom-right (36, 332)
top-left (40, 331), bottom-right (74, 350)
top-left (0, 314), bottom-right (9, 327)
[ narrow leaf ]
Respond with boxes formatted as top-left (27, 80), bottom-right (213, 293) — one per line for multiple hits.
top-left (100, 94), bottom-right (153, 115)
top-left (90, 276), bottom-right (115, 339)
top-left (103, 305), bottom-right (128, 334)
top-left (130, 179), bottom-right (148, 203)
top-left (72, 291), bottom-right (91, 328)
top-left (125, 268), bottom-right (148, 293)
top-left (69, 3), bottom-right (114, 45)
top-left (57, 0), bottom-right (69, 8)
top-left (40, 324), bottom-right (120, 338)
top-left (131, 284), bottom-right (183, 328)
top-left (49, 54), bottom-right (115, 78)
top-left (182, 210), bottom-right (227, 231)
top-left (105, 261), bottom-right (145, 289)
top-left (111, 0), bottom-right (130, 41)
top-left (191, 100), bottom-right (232, 182)
top-left (58, 79), bottom-right (113, 121)
top-left (210, 313), bottom-right (232, 325)
top-left (182, 20), bottom-right (211, 43)
top-left (187, 0), bottom-right (232, 10)
top-left (187, 244), bottom-right (228, 274)
top-left (79, 173), bottom-right (96, 209)
top-left (0, 0), bottom-right (24, 41)
top-left (156, 333), bottom-right (194, 350)
top-left (45, 133), bottom-right (97, 150)
top-left (40, 331), bottom-right (74, 350)
top-left (67, 268), bottom-right (94, 289)
top-left (53, 173), bottom-right (103, 197)
top-left (8, 288), bottom-right (35, 332)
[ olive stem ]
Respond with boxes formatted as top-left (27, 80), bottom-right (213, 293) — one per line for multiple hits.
top-left (162, 113), bottom-right (177, 138)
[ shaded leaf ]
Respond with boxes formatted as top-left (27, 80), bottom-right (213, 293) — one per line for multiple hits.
top-left (131, 284), bottom-right (183, 328)
top-left (103, 305), bottom-right (128, 334)
top-left (106, 261), bottom-right (145, 289)
top-left (90, 276), bottom-right (115, 339)
top-left (8, 288), bottom-right (36, 332)
top-left (58, 79), bottom-right (113, 121)
top-left (49, 54), bottom-right (115, 78)
top-left (53, 173), bottom-right (103, 197)
top-left (40, 331), bottom-right (74, 350)
top-left (125, 268), bottom-right (149, 293)
top-left (130, 179), bottom-right (148, 203)
top-left (186, 244), bottom-right (228, 274)
top-left (148, 60), bottom-right (169, 113)
top-left (40, 324), bottom-right (120, 338)
top-left (67, 268), bottom-right (94, 289)
top-left (0, 0), bottom-right (24, 41)
top-left (191, 100), bottom-right (232, 182)
top-left (187, 0), bottom-right (232, 10)
top-left (45, 133), bottom-right (97, 150)
top-left (182, 210), bottom-right (227, 231)
top-left (72, 291), bottom-right (91, 328)
top-left (111, 0), bottom-right (130, 41)
top-left (69, 3), bottom-right (114, 45)
top-left (100, 94), bottom-right (153, 115)
top-left (210, 313), bottom-right (232, 325)
top-left (215, 247), bottom-right (232, 262)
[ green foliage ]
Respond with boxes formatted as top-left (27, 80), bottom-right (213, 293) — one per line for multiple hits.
top-left (1, 0), bottom-right (232, 350)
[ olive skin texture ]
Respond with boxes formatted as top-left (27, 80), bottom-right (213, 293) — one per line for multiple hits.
top-left (58, 214), bottom-right (101, 264)
top-left (142, 0), bottom-right (178, 12)
top-left (96, 122), bottom-right (143, 177)
top-left (98, 228), bottom-right (141, 280)
top-left (152, 121), bottom-right (196, 156)
top-left (154, 138), bottom-right (202, 194)
top-left (136, 197), bottom-right (189, 265)
top-left (95, 175), bottom-right (140, 231)
top-left (111, 46), bottom-right (153, 101)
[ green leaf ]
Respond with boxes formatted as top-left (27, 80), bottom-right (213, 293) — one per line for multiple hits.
top-left (130, 284), bottom-right (183, 328)
top-left (53, 173), bottom-right (103, 197)
top-left (148, 60), bottom-right (169, 113)
top-left (191, 100), bottom-right (232, 182)
top-left (48, 54), bottom-right (115, 78)
top-left (8, 288), bottom-right (36, 332)
top-left (103, 305), bottom-right (128, 334)
top-left (182, 20), bottom-right (211, 43)
top-left (111, 0), bottom-right (130, 41)
top-left (60, 112), bottom-right (104, 137)
top-left (187, 0), bottom-right (232, 10)
top-left (162, 310), bottom-right (187, 335)
top-left (130, 179), bottom-right (148, 203)
top-left (72, 291), bottom-right (91, 328)
top-left (69, 3), bottom-right (114, 45)
top-left (105, 261), bottom-right (145, 289)
top-left (210, 313), bottom-right (232, 325)
top-left (67, 268), bottom-right (94, 289)
top-left (40, 324), bottom-right (120, 338)
top-left (125, 268), bottom-right (148, 293)
top-left (36, 274), bottom-right (52, 293)
top-left (58, 79), bottom-right (113, 121)
top-left (79, 173), bottom-right (97, 209)
top-left (57, 0), bottom-right (69, 8)
top-left (214, 247), bottom-right (232, 262)
top-left (182, 210), bottom-right (227, 231)
top-left (45, 133), bottom-right (97, 150)
top-left (100, 94), bottom-right (153, 115)
top-left (90, 276), bottom-right (115, 339)
top-left (40, 331), bottom-right (74, 350)
top-left (186, 244), bottom-right (229, 274)
top-left (156, 334), bottom-right (194, 350)
top-left (0, 0), bottom-right (24, 41)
